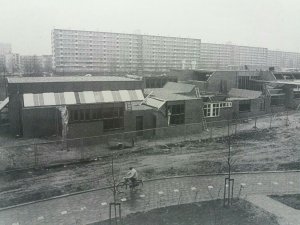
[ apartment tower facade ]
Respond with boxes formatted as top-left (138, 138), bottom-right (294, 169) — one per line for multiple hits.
top-left (52, 29), bottom-right (201, 74)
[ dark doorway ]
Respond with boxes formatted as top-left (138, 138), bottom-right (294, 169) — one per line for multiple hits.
top-left (136, 116), bottom-right (143, 136)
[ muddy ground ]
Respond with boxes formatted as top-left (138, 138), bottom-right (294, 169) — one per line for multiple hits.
top-left (1, 113), bottom-right (300, 208)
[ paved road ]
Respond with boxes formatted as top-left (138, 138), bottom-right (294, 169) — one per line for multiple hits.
top-left (0, 171), bottom-right (300, 225)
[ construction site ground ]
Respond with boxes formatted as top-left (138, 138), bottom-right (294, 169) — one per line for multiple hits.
top-left (1, 112), bottom-right (300, 208)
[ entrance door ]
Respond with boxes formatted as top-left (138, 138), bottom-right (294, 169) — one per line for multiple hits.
top-left (136, 116), bottom-right (143, 136)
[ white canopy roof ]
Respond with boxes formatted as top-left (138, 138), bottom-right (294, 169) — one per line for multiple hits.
top-left (23, 90), bottom-right (144, 108)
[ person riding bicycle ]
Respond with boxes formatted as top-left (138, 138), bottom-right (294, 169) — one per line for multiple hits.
top-left (124, 167), bottom-right (138, 187)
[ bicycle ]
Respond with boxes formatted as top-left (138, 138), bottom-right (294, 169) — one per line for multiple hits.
top-left (116, 178), bottom-right (143, 193)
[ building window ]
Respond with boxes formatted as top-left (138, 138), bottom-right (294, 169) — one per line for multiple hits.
top-left (204, 102), bottom-right (232, 118)
top-left (91, 108), bottom-right (102, 120)
top-left (271, 96), bottom-right (285, 106)
top-left (69, 107), bottom-right (124, 131)
top-left (203, 104), bottom-right (211, 117)
top-left (212, 103), bottom-right (220, 117)
top-left (294, 91), bottom-right (300, 99)
top-left (239, 100), bottom-right (251, 112)
top-left (70, 110), bottom-right (79, 121)
top-left (168, 104), bottom-right (185, 125)
top-left (103, 107), bottom-right (124, 131)
top-left (204, 103), bottom-right (220, 117)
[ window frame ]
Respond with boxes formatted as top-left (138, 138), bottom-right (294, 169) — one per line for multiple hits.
top-left (203, 101), bottom-right (232, 118)
top-left (239, 100), bottom-right (251, 112)
top-left (168, 103), bottom-right (185, 125)
top-left (69, 106), bottom-right (125, 132)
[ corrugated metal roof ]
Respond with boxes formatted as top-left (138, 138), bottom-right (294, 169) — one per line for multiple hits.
top-left (144, 88), bottom-right (198, 101)
top-left (227, 97), bottom-right (252, 101)
top-left (131, 103), bottom-right (153, 111)
top-left (228, 88), bottom-right (262, 100)
top-left (8, 76), bottom-right (136, 84)
top-left (163, 82), bottom-right (195, 93)
top-left (145, 89), bottom-right (198, 101)
top-left (144, 97), bottom-right (166, 109)
top-left (23, 90), bottom-right (144, 108)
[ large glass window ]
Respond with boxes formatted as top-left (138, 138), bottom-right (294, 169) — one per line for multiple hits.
top-left (239, 100), bottom-right (251, 112)
top-left (212, 104), bottom-right (220, 117)
top-left (168, 104), bottom-right (185, 125)
top-left (271, 96), bottom-right (285, 106)
top-left (203, 104), bottom-right (211, 117)
top-left (69, 107), bottom-right (124, 131)
top-left (103, 107), bottom-right (124, 131)
top-left (204, 102), bottom-right (232, 118)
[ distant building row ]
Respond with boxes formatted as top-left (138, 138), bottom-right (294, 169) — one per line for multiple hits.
top-left (2, 69), bottom-right (300, 139)
top-left (52, 29), bottom-right (201, 74)
top-left (0, 42), bottom-right (52, 76)
top-left (201, 43), bottom-right (300, 71)
top-left (52, 29), bottom-right (300, 74)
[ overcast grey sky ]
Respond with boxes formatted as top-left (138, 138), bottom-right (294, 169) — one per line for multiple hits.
top-left (0, 0), bottom-right (300, 55)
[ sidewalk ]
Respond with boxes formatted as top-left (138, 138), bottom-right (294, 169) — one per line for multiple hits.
top-left (0, 171), bottom-right (300, 225)
top-left (248, 195), bottom-right (300, 225)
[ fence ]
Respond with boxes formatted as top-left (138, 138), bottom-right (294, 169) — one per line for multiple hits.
top-left (0, 111), bottom-right (295, 171)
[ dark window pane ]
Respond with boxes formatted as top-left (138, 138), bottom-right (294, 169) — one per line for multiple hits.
top-left (92, 109), bottom-right (97, 119)
top-left (239, 100), bottom-right (251, 112)
top-left (119, 107), bottom-right (124, 117)
top-left (113, 108), bottom-right (119, 117)
top-left (103, 108), bottom-right (114, 118)
top-left (80, 109), bottom-right (85, 120)
top-left (96, 109), bottom-right (102, 119)
top-left (180, 104), bottom-right (185, 113)
top-left (74, 110), bottom-right (79, 121)
top-left (114, 118), bottom-right (120, 128)
top-left (85, 109), bottom-right (90, 120)
top-left (119, 118), bottom-right (124, 128)
top-left (169, 104), bottom-right (185, 125)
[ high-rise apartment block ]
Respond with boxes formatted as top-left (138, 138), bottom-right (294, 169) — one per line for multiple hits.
top-left (267, 50), bottom-right (300, 70)
top-left (52, 29), bottom-right (201, 73)
top-left (52, 29), bottom-right (300, 73)
top-left (200, 43), bottom-right (268, 70)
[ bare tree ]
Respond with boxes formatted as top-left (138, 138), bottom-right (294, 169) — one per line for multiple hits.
top-left (23, 55), bottom-right (42, 76)
top-left (223, 119), bottom-right (240, 207)
top-left (103, 154), bottom-right (123, 225)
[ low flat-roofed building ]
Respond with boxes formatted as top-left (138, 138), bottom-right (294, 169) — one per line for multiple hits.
top-left (7, 76), bottom-right (147, 138)
top-left (143, 82), bottom-right (204, 136)
top-left (227, 88), bottom-right (267, 118)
